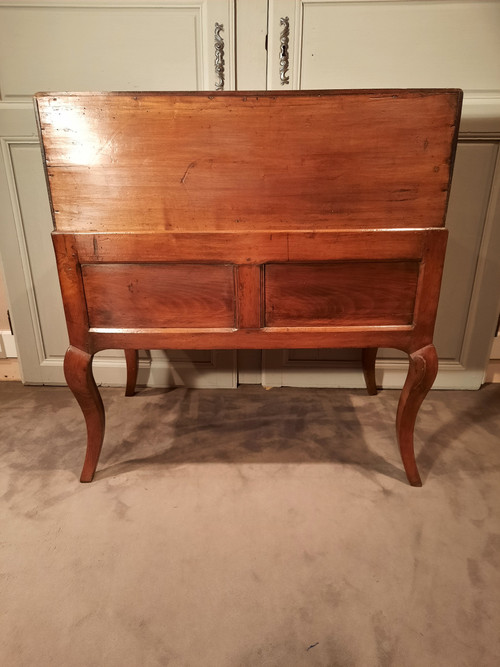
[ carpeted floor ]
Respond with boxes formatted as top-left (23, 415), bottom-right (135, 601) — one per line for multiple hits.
top-left (1, 381), bottom-right (499, 666)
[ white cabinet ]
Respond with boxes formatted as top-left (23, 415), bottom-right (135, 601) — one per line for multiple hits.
top-left (1, 0), bottom-right (499, 389)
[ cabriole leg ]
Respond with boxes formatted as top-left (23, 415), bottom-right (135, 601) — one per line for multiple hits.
top-left (64, 345), bottom-right (105, 483)
top-left (362, 347), bottom-right (378, 395)
top-left (124, 349), bottom-right (139, 397)
top-left (396, 344), bottom-right (438, 486)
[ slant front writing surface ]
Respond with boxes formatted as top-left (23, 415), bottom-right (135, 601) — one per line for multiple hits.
top-left (36, 90), bottom-right (460, 231)
top-left (35, 90), bottom-right (462, 486)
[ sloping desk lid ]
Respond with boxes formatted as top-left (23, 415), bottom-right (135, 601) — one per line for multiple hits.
top-left (35, 89), bottom-right (462, 232)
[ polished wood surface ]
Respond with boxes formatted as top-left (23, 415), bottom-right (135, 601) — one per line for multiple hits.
top-left (63, 346), bottom-right (105, 483)
top-left (36, 90), bottom-right (460, 232)
top-left (264, 261), bottom-right (419, 327)
top-left (36, 90), bottom-right (462, 484)
top-left (361, 348), bottom-right (378, 397)
top-left (73, 229), bottom-right (433, 264)
top-left (124, 349), bottom-right (138, 398)
top-left (396, 344), bottom-right (439, 487)
top-left (82, 263), bottom-right (236, 328)
top-left (52, 226), bottom-right (447, 353)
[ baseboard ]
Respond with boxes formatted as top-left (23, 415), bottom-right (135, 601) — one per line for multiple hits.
top-left (36, 352), bottom-right (237, 388)
top-left (262, 356), bottom-right (485, 390)
top-left (0, 330), bottom-right (17, 358)
top-left (18, 350), bottom-right (489, 389)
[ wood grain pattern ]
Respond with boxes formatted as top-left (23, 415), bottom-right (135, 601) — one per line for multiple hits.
top-left (70, 229), bottom-right (428, 264)
top-left (82, 263), bottom-right (236, 328)
top-left (51, 233), bottom-right (90, 351)
top-left (265, 261), bottom-right (419, 327)
top-left (88, 326), bottom-right (415, 353)
top-left (236, 265), bottom-right (262, 329)
top-left (411, 228), bottom-right (449, 347)
top-left (36, 90), bottom-right (461, 232)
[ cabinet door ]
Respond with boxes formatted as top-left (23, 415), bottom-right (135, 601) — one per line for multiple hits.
top-left (0, 0), bottom-right (237, 387)
top-left (264, 0), bottom-right (500, 389)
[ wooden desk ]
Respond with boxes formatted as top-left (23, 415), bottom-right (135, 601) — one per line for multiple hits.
top-left (35, 90), bottom-right (462, 484)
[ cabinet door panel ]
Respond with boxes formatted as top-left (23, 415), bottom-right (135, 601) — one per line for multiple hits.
top-left (0, 1), bottom-right (234, 99)
top-left (268, 0), bottom-right (500, 102)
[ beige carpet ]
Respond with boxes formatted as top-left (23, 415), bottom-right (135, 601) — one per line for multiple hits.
top-left (1, 381), bottom-right (499, 666)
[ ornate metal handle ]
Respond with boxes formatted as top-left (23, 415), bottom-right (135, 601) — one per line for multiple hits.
top-left (279, 17), bottom-right (290, 85)
top-left (214, 22), bottom-right (225, 91)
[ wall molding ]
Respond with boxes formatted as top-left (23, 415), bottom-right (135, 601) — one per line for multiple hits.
top-left (262, 352), bottom-right (484, 390)
top-left (36, 350), bottom-right (238, 388)
top-left (0, 138), bottom-right (47, 367)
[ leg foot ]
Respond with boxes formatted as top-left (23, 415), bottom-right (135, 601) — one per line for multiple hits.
top-left (396, 344), bottom-right (438, 486)
top-left (64, 346), bottom-right (105, 482)
top-left (362, 347), bottom-right (378, 395)
top-left (125, 349), bottom-right (139, 397)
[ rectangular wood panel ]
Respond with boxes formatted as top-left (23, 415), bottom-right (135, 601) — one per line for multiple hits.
top-left (71, 229), bottom-right (427, 264)
top-left (236, 265), bottom-right (262, 329)
top-left (264, 262), bottom-right (419, 327)
top-left (35, 90), bottom-right (461, 232)
top-left (82, 264), bottom-right (236, 329)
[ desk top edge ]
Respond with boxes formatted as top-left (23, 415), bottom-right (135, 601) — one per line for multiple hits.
top-left (33, 88), bottom-right (463, 100)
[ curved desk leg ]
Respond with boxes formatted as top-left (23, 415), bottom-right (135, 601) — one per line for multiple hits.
top-left (396, 344), bottom-right (438, 487)
top-left (362, 347), bottom-right (378, 396)
top-left (124, 349), bottom-right (139, 397)
top-left (64, 346), bottom-right (105, 483)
